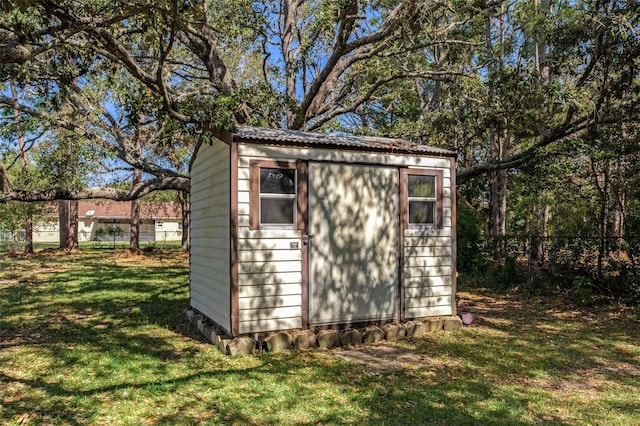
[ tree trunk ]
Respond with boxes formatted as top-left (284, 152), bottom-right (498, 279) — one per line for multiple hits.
top-left (282, 0), bottom-right (296, 126)
top-left (489, 171), bottom-right (502, 236)
top-left (130, 103), bottom-right (146, 251)
top-left (129, 162), bottom-right (142, 252)
top-left (610, 191), bottom-right (624, 250)
top-left (533, 203), bottom-right (550, 262)
top-left (63, 61), bottom-right (80, 252)
top-left (23, 216), bottom-right (33, 254)
top-left (130, 198), bottom-right (140, 251)
top-left (58, 200), bottom-right (69, 250)
top-left (534, 0), bottom-right (550, 82)
top-left (178, 190), bottom-right (190, 252)
top-left (488, 132), bottom-right (508, 239)
top-left (485, 7), bottom-right (508, 240)
top-left (0, 163), bottom-right (9, 192)
top-left (594, 163), bottom-right (610, 280)
top-left (69, 200), bottom-right (78, 250)
top-left (58, 200), bottom-right (78, 250)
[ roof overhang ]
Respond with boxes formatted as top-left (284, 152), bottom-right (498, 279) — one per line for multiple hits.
top-left (232, 126), bottom-right (457, 158)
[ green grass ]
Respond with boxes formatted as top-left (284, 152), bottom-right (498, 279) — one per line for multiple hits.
top-left (0, 240), bottom-right (182, 252)
top-left (1, 250), bottom-right (639, 425)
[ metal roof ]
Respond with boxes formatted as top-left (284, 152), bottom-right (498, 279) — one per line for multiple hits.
top-left (234, 126), bottom-right (456, 157)
top-left (78, 201), bottom-right (181, 219)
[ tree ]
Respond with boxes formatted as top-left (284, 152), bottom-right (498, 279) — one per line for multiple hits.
top-left (341, 0), bottom-right (639, 241)
top-left (0, 0), bottom-right (637, 212)
top-left (0, 0), bottom-right (469, 198)
top-left (9, 80), bottom-right (34, 252)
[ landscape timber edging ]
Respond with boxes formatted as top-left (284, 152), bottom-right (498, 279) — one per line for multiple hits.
top-left (184, 309), bottom-right (464, 356)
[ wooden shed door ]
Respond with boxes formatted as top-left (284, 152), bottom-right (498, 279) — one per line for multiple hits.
top-left (308, 162), bottom-right (399, 325)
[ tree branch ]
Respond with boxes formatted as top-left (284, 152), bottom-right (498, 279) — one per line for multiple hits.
top-left (307, 70), bottom-right (463, 131)
top-left (457, 114), bottom-right (592, 184)
top-left (293, 0), bottom-right (414, 129)
top-left (1, 176), bottom-right (190, 203)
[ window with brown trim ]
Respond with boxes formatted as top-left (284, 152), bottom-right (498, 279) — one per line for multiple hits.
top-left (250, 160), bottom-right (298, 230)
top-left (400, 168), bottom-right (443, 229)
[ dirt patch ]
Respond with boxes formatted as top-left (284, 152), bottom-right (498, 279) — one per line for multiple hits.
top-left (0, 329), bottom-right (41, 348)
top-left (457, 288), bottom-right (638, 327)
top-left (110, 247), bottom-right (187, 261)
top-left (111, 249), bottom-right (150, 259)
top-left (25, 267), bottom-right (64, 274)
top-left (334, 345), bottom-right (427, 373)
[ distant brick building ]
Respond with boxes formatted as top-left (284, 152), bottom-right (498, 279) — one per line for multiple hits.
top-left (33, 201), bottom-right (183, 243)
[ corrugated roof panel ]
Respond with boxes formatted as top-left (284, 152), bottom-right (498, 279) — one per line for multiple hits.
top-left (77, 201), bottom-right (181, 219)
top-left (234, 126), bottom-right (455, 157)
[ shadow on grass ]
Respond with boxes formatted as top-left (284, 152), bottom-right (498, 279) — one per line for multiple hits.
top-left (0, 350), bottom-right (550, 425)
top-left (1, 251), bottom-right (639, 424)
top-left (453, 290), bottom-right (640, 378)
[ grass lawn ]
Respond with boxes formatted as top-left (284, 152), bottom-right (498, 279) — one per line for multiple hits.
top-left (0, 241), bottom-right (183, 252)
top-left (1, 250), bottom-right (639, 425)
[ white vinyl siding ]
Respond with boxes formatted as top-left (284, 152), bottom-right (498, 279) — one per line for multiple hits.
top-left (238, 144), bottom-right (455, 328)
top-left (32, 221), bottom-right (60, 243)
top-left (189, 139), bottom-right (232, 331)
top-left (402, 182), bottom-right (454, 318)
top-left (236, 236), bottom-right (303, 333)
top-left (238, 148), bottom-right (303, 333)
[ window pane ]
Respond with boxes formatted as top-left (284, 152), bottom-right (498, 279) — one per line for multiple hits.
top-left (261, 198), bottom-right (295, 224)
top-left (260, 168), bottom-right (295, 194)
top-left (409, 200), bottom-right (435, 224)
top-left (408, 175), bottom-right (435, 198)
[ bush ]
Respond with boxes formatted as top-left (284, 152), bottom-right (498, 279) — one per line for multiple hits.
top-left (93, 225), bottom-right (124, 241)
top-left (457, 203), bottom-right (488, 274)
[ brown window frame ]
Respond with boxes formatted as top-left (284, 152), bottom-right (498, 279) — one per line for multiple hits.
top-left (250, 160), bottom-right (300, 230)
top-left (400, 168), bottom-right (443, 229)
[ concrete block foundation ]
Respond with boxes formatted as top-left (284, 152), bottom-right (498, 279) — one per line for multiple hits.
top-left (185, 310), bottom-right (468, 356)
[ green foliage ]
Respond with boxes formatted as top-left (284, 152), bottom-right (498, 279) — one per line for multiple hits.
top-left (93, 225), bottom-right (124, 241)
top-left (2, 0), bottom-right (639, 199)
top-left (571, 275), bottom-right (596, 305)
top-left (0, 155), bottom-right (46, 235)
top-left (457, 203), bottom-right (488, 274)
top-left (482, 252), bottom-right (525, 292)
top-left (0, 202), bottom-right (29, 232)
top-left (463, 232), bottom-right (640, 307)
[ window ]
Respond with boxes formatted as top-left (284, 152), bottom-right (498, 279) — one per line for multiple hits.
top-left (250, 160), bottom-right (300, 229)
top-left (401, 169), bottom-right (443, 228)
top-left (259, 167), bottom-right (296, 225)
top-left (408, 175), bottom-right (436, 224)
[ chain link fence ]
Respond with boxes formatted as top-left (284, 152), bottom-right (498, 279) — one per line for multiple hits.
top-left (0, 229), bottom-right (182, 251)
top-left (0, 229), bottom-right (24, 252)
top-left (475, 235), bottom-right (640, 303)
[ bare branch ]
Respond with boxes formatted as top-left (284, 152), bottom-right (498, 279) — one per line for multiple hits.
top-left (294, 0), bottom-right (416, 128)
top-left (307, 70), bottom-right (465, 131)
top-left (0, 92), bottom-right (187, 181)
top-left (457, 114), bottom-right (592, 184)
top-left (1, 176), bottom-right (190, 203)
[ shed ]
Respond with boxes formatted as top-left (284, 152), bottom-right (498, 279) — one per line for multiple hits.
top-left (189, 126), bottom-right (457, 337)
